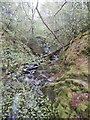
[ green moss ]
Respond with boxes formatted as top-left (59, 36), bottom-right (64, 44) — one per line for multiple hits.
top-left (44, 77), bottom-right (89, 118)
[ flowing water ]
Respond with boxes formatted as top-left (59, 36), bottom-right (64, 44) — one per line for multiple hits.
top-left (5, 56), bottom-right (58, 119)
top-left (11, 93), bottom-right (20, 119)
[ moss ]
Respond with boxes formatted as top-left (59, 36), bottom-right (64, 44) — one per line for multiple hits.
top-left (0, 32), bottom-right (36, 76)
top-left (2, 77), bottom-right (53, 119)
top-left (81, 45), bottom-right (90, 56)
top-left (44, 76), bottom-right (89, 118)
top-left (1, 31), bottom-right (89, 119)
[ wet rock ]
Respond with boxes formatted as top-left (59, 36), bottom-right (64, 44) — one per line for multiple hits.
top-left (21, 62), bottom-right (56, 90)
top-left (47, 76), bottom-right (55, 82)
top-left (50, 54), bottom-right (59, 61)
top-left (24, 75), bottom-right (34, 83)
top-left (34, 79), bottom-right (47, 86)
top-left (22, 63), bottom-right (38, 74)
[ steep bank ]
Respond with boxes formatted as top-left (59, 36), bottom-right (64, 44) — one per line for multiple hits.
top-left (43, 31), bottom-right (89, 119)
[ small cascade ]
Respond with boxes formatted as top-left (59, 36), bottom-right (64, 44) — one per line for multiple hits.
top-left (22, 63), bottom-right (55, 86)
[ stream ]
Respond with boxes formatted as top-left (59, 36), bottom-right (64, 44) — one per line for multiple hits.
top-left (3, 42), bottom-right (59, 119)
top-left (5, 58), bottom-right (57, 119)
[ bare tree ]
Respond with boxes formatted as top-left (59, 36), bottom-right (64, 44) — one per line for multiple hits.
top-left (36, 1), bottom-right (60, 44)
top-left (21, 1), bottom-right (36, 37)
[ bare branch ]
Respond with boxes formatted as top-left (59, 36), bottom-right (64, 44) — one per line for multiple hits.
top-left (27, 2), bottom-right (36, 18)
top-left (54, 0), bottom-right (67, 16)
top-left (22, 2), bottom-right (31, 21)
top-left (36, 2), bottom-right (60, 43)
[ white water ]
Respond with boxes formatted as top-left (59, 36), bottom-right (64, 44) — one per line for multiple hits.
top-left (12, 93), bottom-right (20, 119)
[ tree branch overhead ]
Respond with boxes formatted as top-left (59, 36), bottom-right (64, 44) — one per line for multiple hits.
top-left (54, 0), bottom-right (67, 16)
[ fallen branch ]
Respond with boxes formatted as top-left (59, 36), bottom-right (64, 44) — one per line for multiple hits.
top-left (44, 31), bottom-right (88, 58)
top-left (43, 37), bottom-right (75, 59)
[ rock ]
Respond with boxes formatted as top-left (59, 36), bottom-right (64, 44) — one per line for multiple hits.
top-left (47, 76), bottom-right (55, 82)
top-left (22, 63), bottom-right (38, 74)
